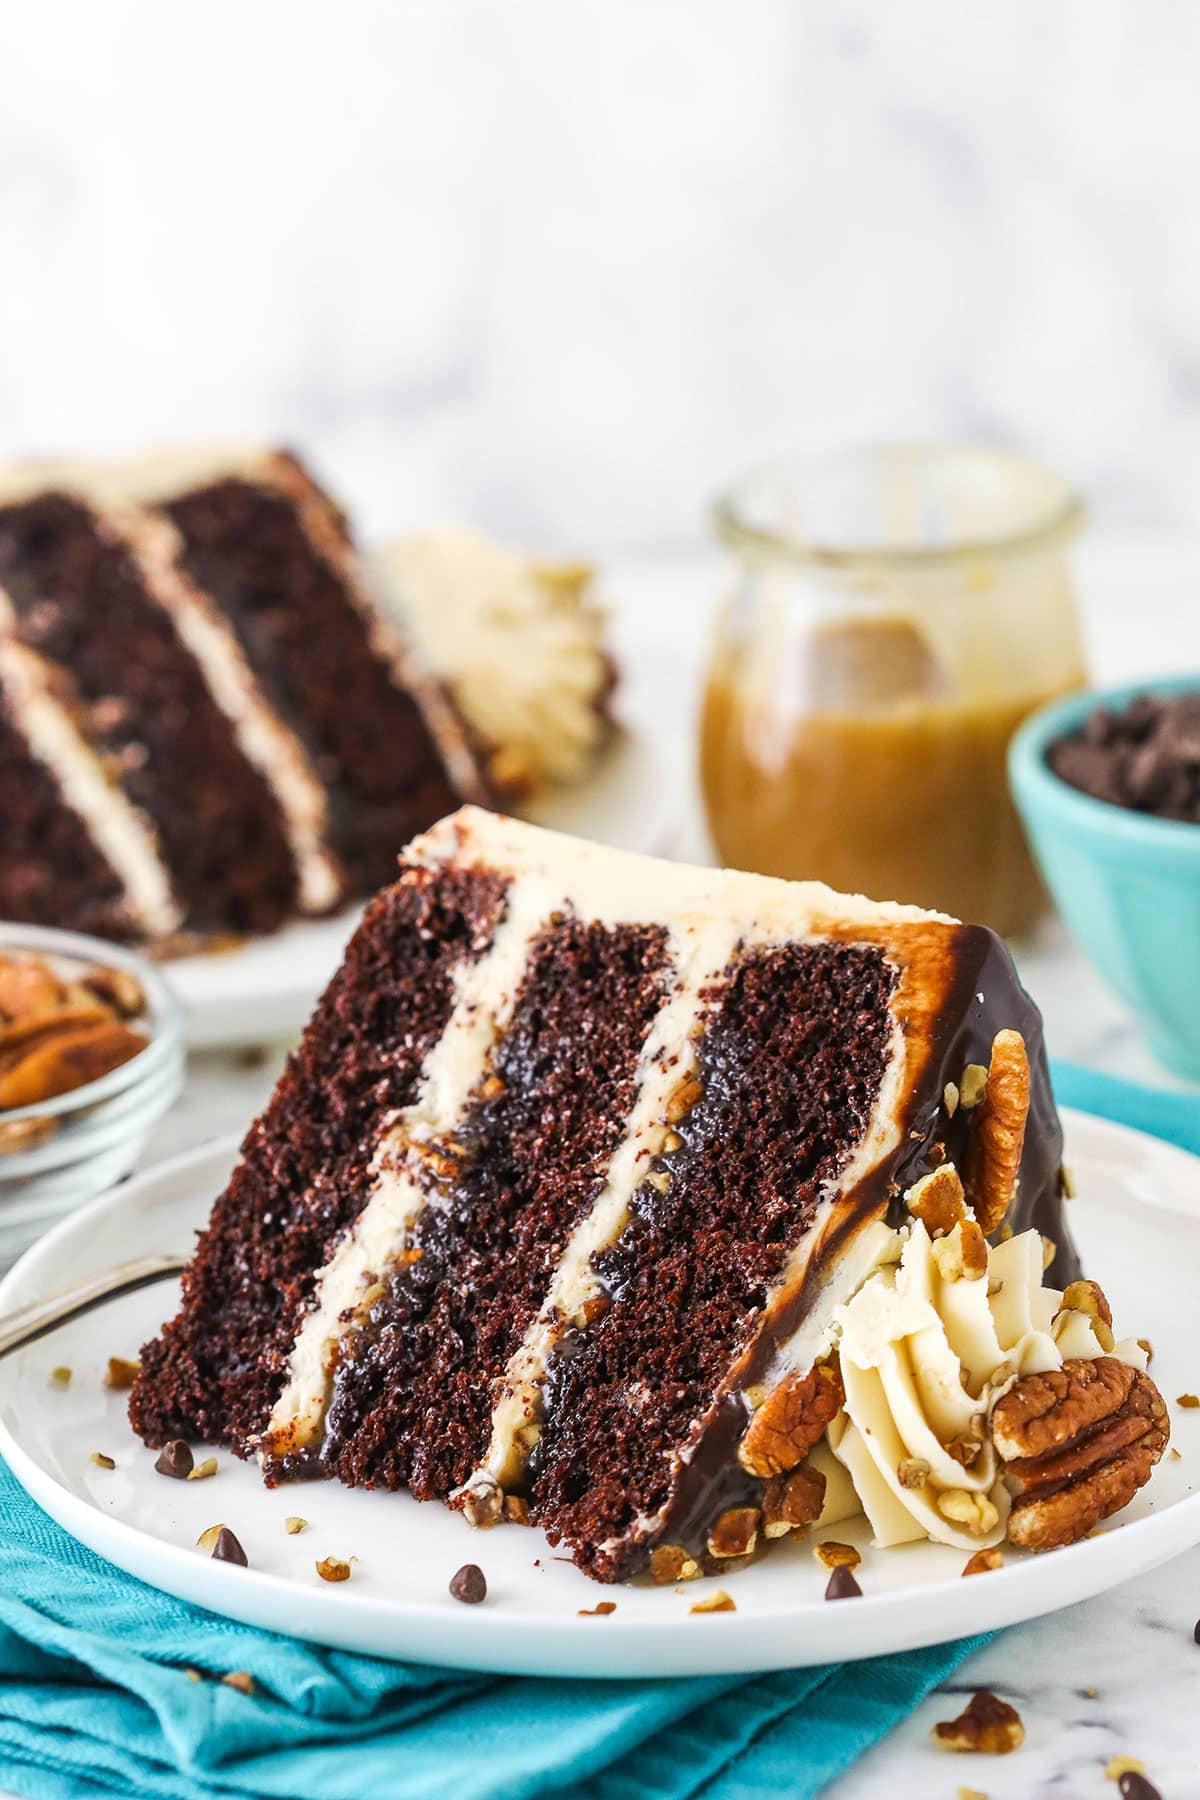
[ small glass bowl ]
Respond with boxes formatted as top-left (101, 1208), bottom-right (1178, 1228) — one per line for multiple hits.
top-left (0, 925), bottom-right (185, 1271)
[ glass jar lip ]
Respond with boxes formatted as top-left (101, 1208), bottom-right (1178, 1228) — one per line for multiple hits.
top-left (712, 442), bottom-right (1086, 569)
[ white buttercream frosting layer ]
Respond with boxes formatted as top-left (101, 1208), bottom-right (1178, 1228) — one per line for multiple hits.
top-left (262, 870), bottom-right (566, 1460)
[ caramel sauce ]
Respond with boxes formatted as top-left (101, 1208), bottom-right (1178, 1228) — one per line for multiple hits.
top-left (701, 671), bottom-right (1081, 938)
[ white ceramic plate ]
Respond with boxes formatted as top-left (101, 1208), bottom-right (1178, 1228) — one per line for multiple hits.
top-left (0, 1109), bottom-right (1195, 1680)
top-left (165, 721), bottom-right (677, 1049)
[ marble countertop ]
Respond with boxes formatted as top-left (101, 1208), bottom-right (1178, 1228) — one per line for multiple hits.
top-left (11, 537), bottom-right (1200, 1797)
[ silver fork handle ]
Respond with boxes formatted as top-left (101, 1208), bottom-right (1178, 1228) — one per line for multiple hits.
top-left (0, 1253), bottom-right (187, 1357)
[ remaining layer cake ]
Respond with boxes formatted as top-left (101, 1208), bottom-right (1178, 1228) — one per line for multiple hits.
top-left (127, 809), bottom-right (1171, 1585)
top-left (133, 451), bottom-right (492, 898)
top-left (0, 450), bottom-right (492, 944)
top-left (376, 529), bottom-right (615, 793)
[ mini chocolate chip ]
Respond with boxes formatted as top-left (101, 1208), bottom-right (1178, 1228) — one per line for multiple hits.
top-left (212, 1527), bottom-right (247, 1567)
top-left (1194, 1617), bottom-right (1200, 1645)
top-left (449, 1563), bottom-right (487, 1604)
top-left (1119, 1773), bottom-right (1163, 1800)
top-left (154, 1439), bottom-right (194, 1480)
top-left (824, 1564), bottom-right (862, 1600)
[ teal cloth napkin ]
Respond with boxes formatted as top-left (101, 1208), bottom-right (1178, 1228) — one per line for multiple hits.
top-left (0, 1061), bottom-right (1193, 1800)
top-left (1051, 1059), bottom-right (1200, 1157)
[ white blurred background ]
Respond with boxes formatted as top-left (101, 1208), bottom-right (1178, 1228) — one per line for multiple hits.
top-left (3, 0), bottom-right (1199, 551)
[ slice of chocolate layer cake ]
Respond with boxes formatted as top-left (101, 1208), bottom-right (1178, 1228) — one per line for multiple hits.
top-left (0, 448), bottom-right (496, 945)
top-left (0, 482), bottom-right (314, 939)
top-left (123, 448), bottom-right (496, 899)
top-left (128, 808), bottom-right (1135, 1584)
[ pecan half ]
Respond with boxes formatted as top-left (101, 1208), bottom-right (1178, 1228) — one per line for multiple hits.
top-left (962, 1030), bottom-right (1030, 1234)
top-left (738, 1361), bottom-right (845, 1479)
top-left (991, 1357), bottom-right (1169, 1550)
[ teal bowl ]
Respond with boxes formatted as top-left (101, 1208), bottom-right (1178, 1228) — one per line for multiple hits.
top-left (1010, 676), bottom-right (1200, 1081)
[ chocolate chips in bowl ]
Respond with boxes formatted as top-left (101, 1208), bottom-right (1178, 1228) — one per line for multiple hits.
top-left (0, 926), bottom-right (184, 1271)
top-left (1010, 678), bottom-right (1200, 1081)
top-left (1048, 690), bottom-right (1200, 823)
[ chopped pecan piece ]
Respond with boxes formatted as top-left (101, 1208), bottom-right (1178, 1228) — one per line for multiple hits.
top-left (462, 1476), bottom-right (503, 1529)
top-left (738, 1360), bottom-right (844, 1478)
top-left (649, 1543), bottom-right (701, 1584)
top-left (962, 1030), bottom-right (1030, 1234)
top-left (689, 1589), bottom-right (735, 1614)
top-left (762, 1462), bottom-right (826, 1537)
top-left (936, 1489), bottom-right (999, 1536)
top-left (991, 1357), bottom-right (1169, 1550)
top-left (897, 1456), bottom-right (931, 1490)
top-left (932, 1220), bottom-right (988, 1283)
top-left (315, 1556), bottom-right (353, 1582)
top-left (906, 1164), bottom-right (966, 1237)
top-left (664, 1073), bottom-right (703, 1124)
top-left (105, 1356), bottom-right (141, 1391)
top-left (813, 1539), bottom-right (860, 1570)
top-left (962, 1546), bottom-right (1004, 1576)
top-left (959, 1064), bottom-right (989, 1110)
top-left (706, 1505), bottom-right (760, 1559)
top-left (1058, 1279), bottom-right (1115, 1353)
top-left (931, 1689), bottom-right (1025, 1754)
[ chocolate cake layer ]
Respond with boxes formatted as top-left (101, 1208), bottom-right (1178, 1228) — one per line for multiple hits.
top-left (130, 864), bottom-right (508, 1450)
top-left (0, 688), bottom-right (130, 939)
top-left (0, 493), bottom-right (298, 936)
top-left (161, 475), bottom-right (466, 896)
top-left (319, 916), bottom-right (670, 1497)
top-left (526, 939), bottom-right (896, 1578)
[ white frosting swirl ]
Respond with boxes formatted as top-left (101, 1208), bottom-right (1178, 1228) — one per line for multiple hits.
top-left (826, 1219), bottom-right (1147, 1551)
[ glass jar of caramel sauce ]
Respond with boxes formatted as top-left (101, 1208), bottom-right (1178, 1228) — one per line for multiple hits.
top-left (701, 446), bottom-right (1087, 937)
